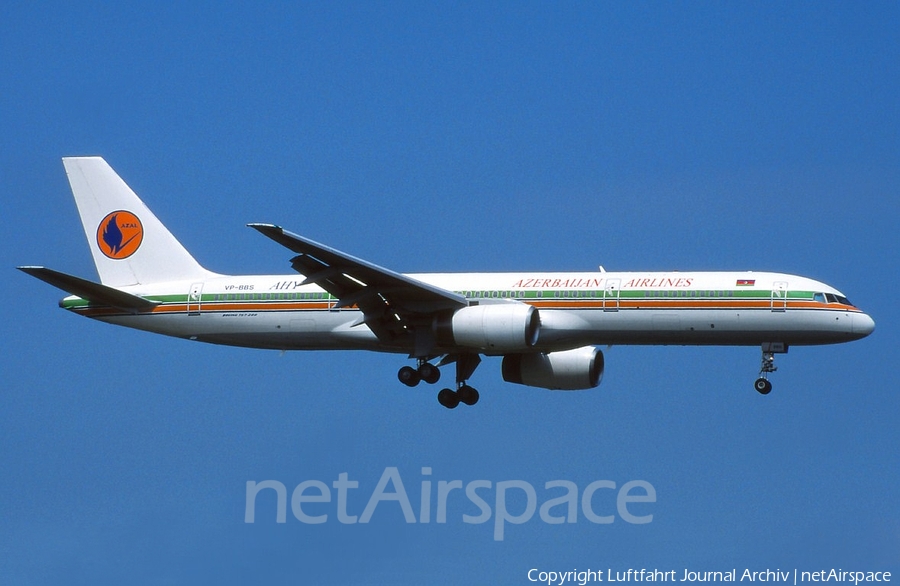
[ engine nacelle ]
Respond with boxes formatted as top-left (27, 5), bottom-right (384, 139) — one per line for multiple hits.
top-left (436, 304), bottom-right (540, 353)
top-left (501, 346), bottom-right (604, 390)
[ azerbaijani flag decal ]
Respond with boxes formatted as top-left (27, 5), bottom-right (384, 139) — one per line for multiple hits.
top-left (736, 279), bottom-right (755, 286)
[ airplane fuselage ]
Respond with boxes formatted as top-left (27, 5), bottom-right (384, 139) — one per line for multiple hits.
top-left (62, 270), bottom-right (874, 354)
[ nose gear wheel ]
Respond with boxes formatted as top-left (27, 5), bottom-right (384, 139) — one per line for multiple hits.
top-left (754, 346), bottom-right (782, 395)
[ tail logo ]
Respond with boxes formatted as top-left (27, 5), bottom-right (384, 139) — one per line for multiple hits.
top-left (97, 211), bottom-right (143, 259)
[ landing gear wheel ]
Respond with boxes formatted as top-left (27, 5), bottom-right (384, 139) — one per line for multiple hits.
top-left (437, 388), bottom-right (460, 409)
top-left (418, 363), bottom-right (441, 385)
top-left (398, 366), bottom-right (421, 387)
top-left (754, 378), bottom-right (772, 395)
top-left (754, 345), bottom-right (783, 396)
top-left (457, 385), bottom-right (479, 406)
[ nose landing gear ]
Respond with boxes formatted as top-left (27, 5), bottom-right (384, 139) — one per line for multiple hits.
top-left (754, 343), bottom-right (787, 395)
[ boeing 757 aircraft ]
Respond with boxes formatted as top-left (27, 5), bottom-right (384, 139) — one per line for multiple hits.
top-left (19, 158), bottom-right (875, 408)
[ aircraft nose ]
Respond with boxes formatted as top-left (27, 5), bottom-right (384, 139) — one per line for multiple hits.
top-left (852, 312), bottom-right (875, 337)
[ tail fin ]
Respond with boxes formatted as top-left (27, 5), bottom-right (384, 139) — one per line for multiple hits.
top-left (63, 157), bottom-right (215, 286)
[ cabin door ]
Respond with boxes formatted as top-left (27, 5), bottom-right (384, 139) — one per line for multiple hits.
top-left (603, 278), bottom-right (621, 311)
top-left (188, 282), bottom-right (203, 316)
top-left (771, 281), bottom-right (788, 312)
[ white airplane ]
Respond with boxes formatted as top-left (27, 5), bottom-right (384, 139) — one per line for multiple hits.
top-left (19, 157), bottom-right (875, 408)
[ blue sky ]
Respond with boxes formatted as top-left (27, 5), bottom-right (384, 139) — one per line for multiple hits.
top-left (2, 2), bottom-right (898, 583)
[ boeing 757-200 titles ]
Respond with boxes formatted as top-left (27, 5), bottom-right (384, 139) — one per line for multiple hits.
top-left (19, 158), bottom-right (875, 408)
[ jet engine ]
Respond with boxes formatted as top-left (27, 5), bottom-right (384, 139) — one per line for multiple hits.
top-left (501, 346), bottom-right (604, 390)
top-left (436, 304), bottom-right (540, 353)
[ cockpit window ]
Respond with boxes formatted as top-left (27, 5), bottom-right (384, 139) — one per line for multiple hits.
top-left (813, 293), bottom-right (826, 303)
top-left (823, 293), bottom-right (853, 306)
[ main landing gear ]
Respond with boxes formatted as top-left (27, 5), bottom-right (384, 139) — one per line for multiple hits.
top-left (397, 360), bottom-right (440, 387)
top-left (754, 343), bottom-right (787, 395)
top-left (398, 354), bottom-right (482, 409)
top-left (437, 384), bottom-right (479, 409)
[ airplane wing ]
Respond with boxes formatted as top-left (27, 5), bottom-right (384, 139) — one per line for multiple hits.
top-left (248, 224), bottom-right (468, 350)
top-left (17, 266), bottom-right (160, 313)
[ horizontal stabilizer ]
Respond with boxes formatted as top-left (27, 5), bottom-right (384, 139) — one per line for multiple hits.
top-left (17, 266), bottom-right (159, 313)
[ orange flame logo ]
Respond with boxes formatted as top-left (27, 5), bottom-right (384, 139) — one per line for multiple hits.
top-left (97, 211), bottom-right (143, 259)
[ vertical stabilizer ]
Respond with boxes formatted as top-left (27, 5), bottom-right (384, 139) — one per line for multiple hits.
top-left (63, 157), bottom-right (216, 286)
